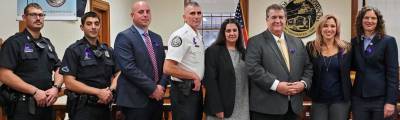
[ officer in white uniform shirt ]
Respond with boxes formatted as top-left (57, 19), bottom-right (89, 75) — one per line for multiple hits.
top-left (163, 2), bottom-right (204, 120)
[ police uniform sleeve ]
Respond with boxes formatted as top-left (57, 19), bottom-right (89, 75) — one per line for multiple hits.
top-left (48, 42), bottom-right (62, 70)
top-left (165, 35), bottom-right (189, 62)
top-left (59, 47), bottom-right (79, 76)
top-left (110, 48), bottom-right (120, 74)
top-left (0, 38), bottom-right (20, 70)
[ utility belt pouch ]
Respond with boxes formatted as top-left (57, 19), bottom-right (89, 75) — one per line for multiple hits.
top-left (28, 97), bottom-right (36, 115)
top-left (77, 95), bottom-right (88, 110)
top-left (66, 90), bottom-right (79, 117)
top-left (176, 79), bottom-right (194, 96)
top-left (0, 86), bottom-right (18, 116)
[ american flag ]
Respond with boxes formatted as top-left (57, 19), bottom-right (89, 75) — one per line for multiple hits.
top-left (234, 1), bottom-right (249, 45)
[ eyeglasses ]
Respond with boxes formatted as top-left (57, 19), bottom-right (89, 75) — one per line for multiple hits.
top-left (26, 13), bottom-right (46, 18)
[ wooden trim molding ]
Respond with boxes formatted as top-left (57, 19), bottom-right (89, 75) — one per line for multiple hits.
top-left (351, 0), bottom-right (358, 38)
top-left (90, 0), bottom-right (110, 45)
top-left (241, 0), bottom-right (249, 30)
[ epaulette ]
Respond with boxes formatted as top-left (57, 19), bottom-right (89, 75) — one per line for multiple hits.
top-left (7, 32), bottom-right (25, 40)
top-left (69, 39), bottom-right (84, 48)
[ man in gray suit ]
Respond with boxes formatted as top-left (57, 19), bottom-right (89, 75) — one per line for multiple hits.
top-left (246, 4), bottom-right (313, 120)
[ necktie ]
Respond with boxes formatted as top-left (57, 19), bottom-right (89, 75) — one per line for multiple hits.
top-left (143, 32), bottom-right (159, 82)
top-left (277, 39), bottom-right (290, 71)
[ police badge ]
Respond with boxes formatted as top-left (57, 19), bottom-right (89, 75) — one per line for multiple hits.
top-left (171, 36), bottom-right (182, 47)
top-left (105, 50), bottom-right (110, 58)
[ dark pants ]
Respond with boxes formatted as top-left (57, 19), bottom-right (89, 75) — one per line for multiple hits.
top-left (311, 101), bottom-right (351, 120)
top-left (120, 100), bottom-right (163, 120)
top-left (352, 96), bottom-right (394, 120)
top-left (251, 103), bottom-right (298, 120)
top-left (170, 81), bottom-right (203, 120)
top-left (8, 100), bottom-right (54, 120)
top-left (70, 103), bottom-right (111, 120)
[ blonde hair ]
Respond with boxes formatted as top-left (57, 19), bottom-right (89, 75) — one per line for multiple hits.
top-left (310, 14), bottom-right (350, 57)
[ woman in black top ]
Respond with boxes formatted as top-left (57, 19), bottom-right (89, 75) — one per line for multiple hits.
top-left (306, 14), bottom-right (352, 120)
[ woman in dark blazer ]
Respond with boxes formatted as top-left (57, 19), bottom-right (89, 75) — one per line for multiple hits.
top-left (351, 7), bottom-right (398, 120)
top-left (204, 18), bottom-right (249, 120)
top-left (306, 15), bottom-right (352, 120)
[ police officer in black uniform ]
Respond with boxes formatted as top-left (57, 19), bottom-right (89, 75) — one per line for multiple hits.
top-left (0, 3), bottom-right (63, 120)
top-left (59, 12), bottom-right (120, 120)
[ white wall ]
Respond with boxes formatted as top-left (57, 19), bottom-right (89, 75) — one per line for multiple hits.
top-left (109, 0), bottom-right (132, 47)
top-left (0, 0), bottom-right (183, 58)
top-left (195, 0), bottom-right (238, 13)
top-left (0, 0), bottom-right (19, 42)
top-left (147, 0), bottom-right (183, 44)
top-left (110, 0), bottom-right (184, 46)
top-left (365, 0), bottom-right (400, 63)
top-left (0, 0), bottom-right (88, 58)
top-left (249, 0), bottom-right (352, 43)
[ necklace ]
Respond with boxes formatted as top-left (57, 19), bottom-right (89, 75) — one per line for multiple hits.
top-left (323, 56), bottom-right (332, 71)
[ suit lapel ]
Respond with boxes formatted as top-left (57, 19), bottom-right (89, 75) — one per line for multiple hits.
top-left (263, 31), bottom-right (289, 73)
top-left (129, 26), bottom-right (151, 62)
top-left (366, 35), bottom-right (381, 57)
top-left (355, 37), bottom-right (367, 58)
top-left (221, 46), bottom-right (235, 77)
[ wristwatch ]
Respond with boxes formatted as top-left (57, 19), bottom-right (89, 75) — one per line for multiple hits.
top-left (52, 84), bottom-right (62, 91)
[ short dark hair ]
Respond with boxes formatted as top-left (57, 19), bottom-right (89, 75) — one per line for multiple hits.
top-left (266, 4), bottom-right (286, 18)
top-left (185, 1), bottom-right (200, 8)
top-left (24, 3), bottom-right (42, 14)
top-left (355, 6), bottom-right (385, 38)
top-left (81, 12), bottom-right (100, 25)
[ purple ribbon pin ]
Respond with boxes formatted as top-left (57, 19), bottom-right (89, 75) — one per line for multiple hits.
top-left (365, 47), bottom-right (373, 54)
top-left (84, 48), bottom-right (92, 60)
top-left (289, 48), bottom-right (295, 54)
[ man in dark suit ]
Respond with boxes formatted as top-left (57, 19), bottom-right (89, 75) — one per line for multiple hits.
top-left (351, 6), bottom-right (398, 120)
top-left (246, 4), bottom-right (313, 120)
top-left (114, 1), bottom-right (168, 120)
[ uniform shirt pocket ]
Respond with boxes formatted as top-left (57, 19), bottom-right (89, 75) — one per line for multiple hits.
top-left (80, 59), bottom-right (98, 67)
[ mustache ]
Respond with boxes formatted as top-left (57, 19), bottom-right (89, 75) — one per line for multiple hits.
top-left (34, 20), bottom-right (43, 24)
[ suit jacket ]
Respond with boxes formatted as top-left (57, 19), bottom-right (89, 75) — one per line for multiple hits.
top-left (246, 30), bottom-right (313, 115)
top-left (114, 26), bottom-right (168, 108)
top-left (204, 45), bottom-right (243, 117)
top-left (351, 35), bottom-right (399, 105)
top-left (306, 41), bottom-right (352, 102)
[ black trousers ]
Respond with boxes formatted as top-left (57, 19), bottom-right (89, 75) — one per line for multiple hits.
top-left (8, 100), bottom-right (54, 120)
top-left (352, 96), bottom-right (394, 120)
top-left (120, 100), bottom-right (163, 120)
top-left (170, 81), bottom-right (203, 120)
top-left (251, 102), bottom-right (298, 120)
top-left (70, 103), bottom-right (111, 120)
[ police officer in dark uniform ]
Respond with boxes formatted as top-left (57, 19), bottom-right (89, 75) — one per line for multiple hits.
top-left (0, 3), bottom-right (63, 120)
top-left (59, 12), bottom-right (120, 120)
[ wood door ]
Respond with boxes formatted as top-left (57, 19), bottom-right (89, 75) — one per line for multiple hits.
top-left (91, 0), bottom-right (110, 46)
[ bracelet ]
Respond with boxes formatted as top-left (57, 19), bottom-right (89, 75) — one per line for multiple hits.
top-left (53, 84), bottom-right (61, 91)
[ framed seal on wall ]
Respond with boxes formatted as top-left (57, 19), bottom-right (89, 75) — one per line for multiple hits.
top-left (46, 0), bottom-right (66, 7)
top-left (282, 0), bottom-right (323, 38)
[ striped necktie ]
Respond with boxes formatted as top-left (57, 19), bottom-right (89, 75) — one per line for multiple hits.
top-left (143, 32), bottom-right (159, 82)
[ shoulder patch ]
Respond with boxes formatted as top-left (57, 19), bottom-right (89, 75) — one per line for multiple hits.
top-left (61, 66), bottom-right (70, 73)
top-left (171, 36), bottom-right (182, 47)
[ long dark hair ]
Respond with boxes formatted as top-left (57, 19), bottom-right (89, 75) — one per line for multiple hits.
top-left (355, 6), bottom-right (385, 39)
top-left (212, 18), bottom-right (246, 60)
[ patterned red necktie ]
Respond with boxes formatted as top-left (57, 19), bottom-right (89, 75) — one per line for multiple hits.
top-left (143, 32), bottom-right (159, 82)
